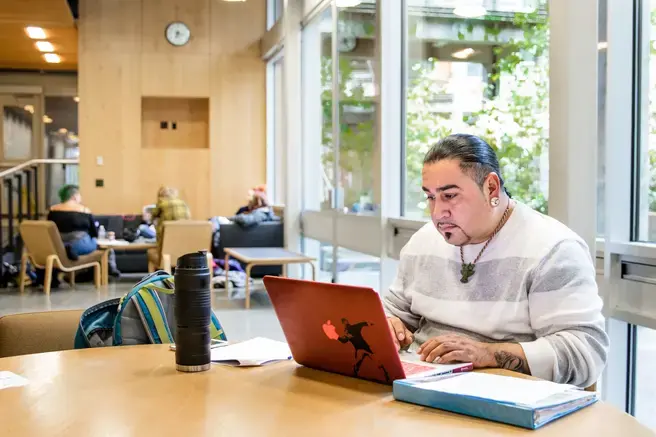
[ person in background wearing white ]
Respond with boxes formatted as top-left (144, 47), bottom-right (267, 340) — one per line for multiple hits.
top-left (384, 134), bottom-right (609, 388)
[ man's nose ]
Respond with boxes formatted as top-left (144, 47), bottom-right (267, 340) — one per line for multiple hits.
top-left (431, 199), bottom-right (450, 220)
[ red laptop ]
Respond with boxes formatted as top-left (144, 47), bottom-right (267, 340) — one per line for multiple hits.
top-left (263, 276), bottom-right (473, 385)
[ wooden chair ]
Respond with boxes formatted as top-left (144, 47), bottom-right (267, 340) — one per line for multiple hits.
top-left (147, 220), bottom-right (213, 275)
top-left (18, 220), bottom-right (103, 295)
top-left (0, 310), bottom-right (83, 358)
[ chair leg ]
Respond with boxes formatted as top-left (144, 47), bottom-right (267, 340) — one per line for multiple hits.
top-left (148, 261), bottom-right (155, 273)
top-left (19, 252), bottom-right (28, 293)
top-left (162, 254), bottom-right (171, 274)
top-left (101, 250), bottom-right (109, 286)
top-left (245, 264), bottom-right (253, 310)
top-left (93, 263), bottom-right (101, 289)
top-left (70, 271), bottom-right (76, 288)
top-left (44, 255), bottom-right (56, 295)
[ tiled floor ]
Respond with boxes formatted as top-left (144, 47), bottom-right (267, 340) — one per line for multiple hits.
top-left (0, 277), bottom-right (285, 342)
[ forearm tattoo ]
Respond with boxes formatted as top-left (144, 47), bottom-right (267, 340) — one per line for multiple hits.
top-left (494, 351), bottom-right (531, 375)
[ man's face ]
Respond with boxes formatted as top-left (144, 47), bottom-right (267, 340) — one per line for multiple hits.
top-left (422, 159), bottom-right (491, 246)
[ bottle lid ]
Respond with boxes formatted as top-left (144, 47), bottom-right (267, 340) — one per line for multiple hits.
top-left (176, 251), bottom-right (208, 270)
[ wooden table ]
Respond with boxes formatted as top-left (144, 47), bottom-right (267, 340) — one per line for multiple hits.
top-left (0, 345), bottom-right (651, 436)
top-left (97, 239), bottom-right (156, 285)
top-left (224, 247), bottom-right (316, 309)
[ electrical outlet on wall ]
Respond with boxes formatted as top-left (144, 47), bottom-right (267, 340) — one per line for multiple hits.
top-left (96, 156), bottom-right (103, 166)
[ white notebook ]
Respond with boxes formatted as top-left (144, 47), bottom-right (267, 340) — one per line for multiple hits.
top-left (210, 337), bottom-right (292, 367)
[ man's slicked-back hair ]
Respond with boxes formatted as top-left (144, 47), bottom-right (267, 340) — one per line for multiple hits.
top-left (423, 133), bottom-right (510, 196)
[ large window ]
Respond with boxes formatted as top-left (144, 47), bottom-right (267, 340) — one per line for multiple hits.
top-left (636, 0), bottom-right (656, 241)
top-left (402, 0), bottom-right (549, 218)
top-left (336, 0), bottom-right (378, 214)
top-left (302, 8), bottom-right (333, 211)
top-left (267, 57), bottom-right (285, 205)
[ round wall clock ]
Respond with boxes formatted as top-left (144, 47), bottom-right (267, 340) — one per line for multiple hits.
top-left (165, 22), bottom-right (191, 46)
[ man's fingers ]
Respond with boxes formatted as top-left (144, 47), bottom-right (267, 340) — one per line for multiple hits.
top-left (436, 350), bottom-right (467, 364)
top-left (425, 342), bottom-right (459, 363)
top-left (401, 329), bottom-right (414, 346)
top-left (419, 340), bottom-right (440, 361)
top-left (387, 319), bottom-right (402, 349)
top-left (390, 319), bottom-right (406, 341)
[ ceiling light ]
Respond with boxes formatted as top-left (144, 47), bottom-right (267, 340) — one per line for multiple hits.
top-left (25, 26), bottom-right (46, 39)
top-left (73, 96), bottom-right (80, 103)
top-left (452, 48), bottom-right (477, 59)
top-left (43, 115), bottom-right (53, 124)
top-left (58, 128), bottom-right (68, 134)
top-left (43, 53), bottom-right (61, 63)
top-left (336, 0), bottom-right (363, 7)
top-left (597, 41), bottom-right (608, 50)
top-left (23, 105), bottom-right (34, 114)
top-left (453, 4), bottom-right (487, 18)
top-left (35, 41), bottom-right (54, 52)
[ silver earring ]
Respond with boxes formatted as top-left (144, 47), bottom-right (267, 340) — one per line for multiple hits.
top-left (491, 197), bottom-right (500, 207)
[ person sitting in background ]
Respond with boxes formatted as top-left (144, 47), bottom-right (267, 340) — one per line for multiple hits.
top-left (152, 186), bottom-right (191, 252)
top-left (231, 185), bottom-right (274, 227)
top-left (138, 204), bottom-right (157, 239)
top-left (45, 185), bottom-right (119, 286)
top-left (235, 185), bottom-right (268, 215)
top-left (48, 185), bottom-right (97, 258)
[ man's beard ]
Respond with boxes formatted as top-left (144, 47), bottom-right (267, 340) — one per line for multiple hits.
top-left (439, 225), bottom-right (472, 246)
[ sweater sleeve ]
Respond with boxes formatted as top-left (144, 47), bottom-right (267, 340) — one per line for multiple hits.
top-left (383, 247), bottom-right (420, 331)
top-left (520, 239), bottom-right (609, 387)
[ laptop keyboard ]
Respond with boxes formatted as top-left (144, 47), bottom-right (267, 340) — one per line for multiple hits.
top-left (401, 361), bottom-right (438, 376)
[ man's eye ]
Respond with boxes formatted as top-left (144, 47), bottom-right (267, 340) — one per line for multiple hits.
top-left (426, 194), bottom-right (436, 201)
top-left (444, 193), bottom-right (457, 200)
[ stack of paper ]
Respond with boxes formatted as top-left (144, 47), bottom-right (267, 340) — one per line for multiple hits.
top-left (393, 372), bottom-right (597, 429)
top-left (211, 337), bottom-right (292, 367)
top-left (0, 371), bottom-right (28, 390)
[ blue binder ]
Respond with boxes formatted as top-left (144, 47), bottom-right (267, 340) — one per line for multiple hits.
top-left (393, 376), bottom-right (598, 430)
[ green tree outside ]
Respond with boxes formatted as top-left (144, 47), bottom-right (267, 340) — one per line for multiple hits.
top-left (321, 8), bottom-right (550, 215)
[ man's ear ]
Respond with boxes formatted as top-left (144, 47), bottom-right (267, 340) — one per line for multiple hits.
top-left (485, 172), bottom-right (502, 200)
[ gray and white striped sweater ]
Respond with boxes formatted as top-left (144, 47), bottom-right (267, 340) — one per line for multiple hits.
top-left (383, 201), bottom-right (609, 387)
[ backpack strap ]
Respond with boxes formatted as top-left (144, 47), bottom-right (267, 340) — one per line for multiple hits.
top-left (131, 287), bottom-right (174, 344)
top-left (113, 270), bottom-right (173, 345)
top-left (144, 282), bottom-right (227, 341)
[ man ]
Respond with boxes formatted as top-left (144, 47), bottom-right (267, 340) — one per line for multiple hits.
top-left (384, 134), bottom-right (609, 388)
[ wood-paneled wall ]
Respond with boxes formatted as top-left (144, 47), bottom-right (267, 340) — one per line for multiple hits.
top-left (78, 0), bottom-right (266, 218)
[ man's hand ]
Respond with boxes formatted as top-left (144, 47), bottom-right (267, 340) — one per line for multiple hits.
top-left (417, 335), bottom-right (531, 374)
top-left (418, 334), bottom-right (494, 368)
top-left (387, 317), bottom-right (413, 350)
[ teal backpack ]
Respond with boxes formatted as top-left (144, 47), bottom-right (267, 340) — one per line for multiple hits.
top-left (75, 270), bottom-right (226, 348)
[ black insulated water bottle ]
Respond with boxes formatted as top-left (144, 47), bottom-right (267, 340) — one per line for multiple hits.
top-left (174, 251), bottom-right (212, 372)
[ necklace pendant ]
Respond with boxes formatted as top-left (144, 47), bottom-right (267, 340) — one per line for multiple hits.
top-left (460, 263), bottom-right (475, 283)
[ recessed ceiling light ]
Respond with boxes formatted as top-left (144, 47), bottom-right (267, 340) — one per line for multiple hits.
top-left (73, 96), bottom-right (80, 103)
top-left (35, 41), bottom-right (54, 52)
top-left (43, 53), bottom-right (61, 63)
top-left (453, 5), bottom-right (487, 18)
top-left (43, 115), bottom-right (53, 124)
top-left (452, 48), bottom-right (477, 59)
top-left (23, 105), bottom-right (34, 114)
top-left (25, 26), bottom-right (46, 39)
